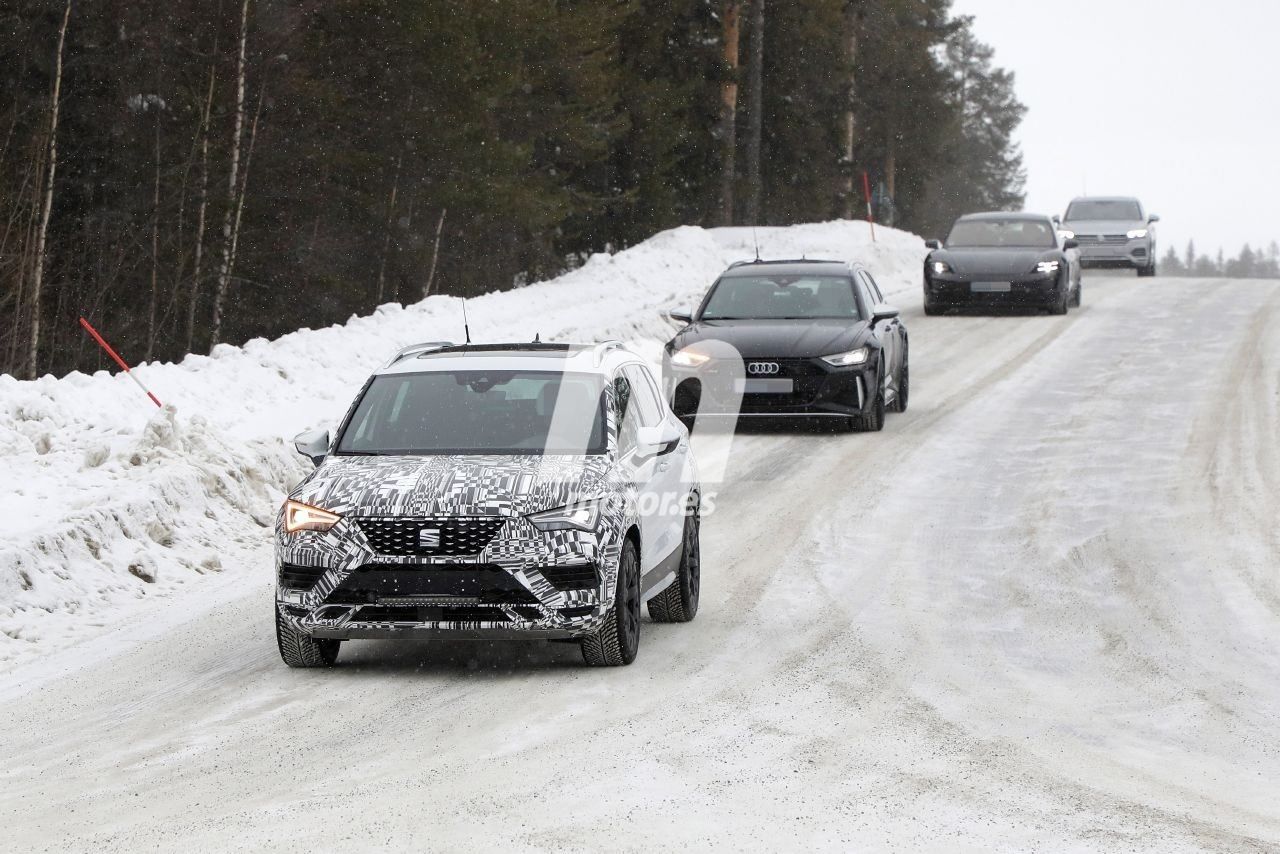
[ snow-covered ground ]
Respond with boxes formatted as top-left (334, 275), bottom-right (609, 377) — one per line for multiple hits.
top-left (4, 221), bottom-right (1279, 851)
top-left (0, 220), bottom-right (918, 669)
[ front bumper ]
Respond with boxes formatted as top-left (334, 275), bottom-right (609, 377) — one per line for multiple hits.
top-left (925, 272), bottom-right (1062, 307)
top-left (1074, 237), bottom-right (1151, 268)
top-left (275, 513), bottom-right (619, 641)
top-left (665, 356), bottom-right (874, 419)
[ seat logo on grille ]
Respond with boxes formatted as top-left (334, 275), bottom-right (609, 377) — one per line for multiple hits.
top-left (747, 362), bottom-right (780, 375)
top-left (418, 527), bottom-right (442, 549)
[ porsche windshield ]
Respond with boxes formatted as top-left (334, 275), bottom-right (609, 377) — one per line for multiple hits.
top-left (700, 275), bottom-right (860, 320)
top-left (946, 219), bottom-right (1055, 248)
top-left (336, 371), bottom-right (607, 455)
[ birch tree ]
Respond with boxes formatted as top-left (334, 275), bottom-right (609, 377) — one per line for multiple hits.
top-left (210, 0), bottom-right (250, 351)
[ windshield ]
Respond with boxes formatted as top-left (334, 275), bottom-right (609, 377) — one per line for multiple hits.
top-left (700, 275), bottom-right (860, 320)
top-left (946, 219), bottom-right (1055, 248)
top-left (1065, 199), bottom-right (1142, 221)
top-left (336, 370), bottom-right (607, 455)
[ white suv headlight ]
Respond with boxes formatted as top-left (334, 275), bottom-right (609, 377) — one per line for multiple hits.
top-left (821, 347), bottom-right (869, 367)
top-left (527, 499), bottom-right (602, 532)
top-left (1127, 228), bottom-right (1148, 239)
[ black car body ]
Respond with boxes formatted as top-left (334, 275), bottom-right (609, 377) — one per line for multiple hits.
top-left (662, 260), bottom-right (908, 432)
top-left (923, 212), bottom-right (1082, 315)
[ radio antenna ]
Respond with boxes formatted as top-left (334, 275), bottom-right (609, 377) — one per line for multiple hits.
top-left (753, 225), bottom-right (761, 262)
top-left (462, 299), bottom-right (472, 345)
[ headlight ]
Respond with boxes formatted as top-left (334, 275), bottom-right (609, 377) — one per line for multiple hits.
top-left (1127, 228), bottom-right (1148, 239)
top-left (284, 499), bottom-right (342, 533)
top-left (527, 499), bottom-right (601, 532)
top-left (1058, 229), bottom-right (1075, 240)
top-left (1036, 260), bottom-right (1061, 275)
top-left (821, 347), bottom-right (869, 367)
top-left (669, 349), bottom-right (711, 369)
top-left (931, 260), bottom-right (952, 275)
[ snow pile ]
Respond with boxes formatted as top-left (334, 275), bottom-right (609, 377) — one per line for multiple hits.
top-left (0, 221), bottom-right (924, 666)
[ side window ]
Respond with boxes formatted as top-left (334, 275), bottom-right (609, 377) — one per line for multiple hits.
top-left (622, 365), bottom-right (662, 427)
top-left (614, 374), bottom-right (640, 452)
top-left (853, 276), bottom-right (875, 318)
top-left (861, 271), bottom-right (885, 304)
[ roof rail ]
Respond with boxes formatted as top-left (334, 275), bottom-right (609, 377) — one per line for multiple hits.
top-left (591, 340), bottom-right (626, 367)
top-left (727, 257), bottom-right (839, 269)
top-left (383, 341), bottom-right (454, 368)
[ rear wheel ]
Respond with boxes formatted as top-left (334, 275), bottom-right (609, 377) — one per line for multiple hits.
top-left (648, 508), bottom-right (700, 623)
top-left (276, 607), bottom-right (341, 668)
top-left (582, 539), bottom-right (641, 666)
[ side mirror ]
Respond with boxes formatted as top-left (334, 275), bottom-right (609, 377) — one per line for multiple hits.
top-left (666, 308), bottom-right (693, 324)
top-left (870, 303), bottom-right (900, 325)
top-left (1148, 213), bottom-right (1160, 223)
top-left (1063, 238), bottom-right (1079, 250)
top-left (1052, 215), bottom-right (1061, 225)
top-left (635, 423), bottom-right (682, 458)
top-left (293, 428), bottom-right (330, 467)
top-left (924, 239), bottom-right (942, 250)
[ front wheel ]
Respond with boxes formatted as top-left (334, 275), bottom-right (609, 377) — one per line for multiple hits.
top-left (854, 373), bottom-right (886, 432)
top-left (1137, 263), bottom-right (1156, 278)
top-left (1071, 281), bottom-right (1083, 307)
top-left (582, 539), bottom-right (641, 666)
top-left (648, 509), bottom-right (700, 623)
top-left (276, 607), bottom-right (341, 668)
top-left (889, 349), bottom-right (909, 414)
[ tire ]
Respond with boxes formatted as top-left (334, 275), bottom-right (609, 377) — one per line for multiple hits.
top-left (1049, 274), bottom-right (1070, 315)
top-left (276, 607), bottom-right (341, 667)
top-left (1137, 263), bottom-right (1156, 278)
top-left (1070, 281), bottom-right (1082, 307)
top-left (888, 347), bottom-right (909, 414)
top-left (854, 369), bottom-right (886, 432)
top-left (923, 298), bottom-right (942, 316)
top-left (648, 508), bottom-right (700, 623)
top-left (582, 538), bottom-right (641, 666)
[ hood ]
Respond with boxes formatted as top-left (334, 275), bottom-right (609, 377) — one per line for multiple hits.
top-left (290, 453), bottom-right (612, 518)
top-left (1060, 218), bottom-right (1145, 234)
top-left (667, 318), bottom-right (868, 359)
top-left (931, 247), bottom-right (1054, 277)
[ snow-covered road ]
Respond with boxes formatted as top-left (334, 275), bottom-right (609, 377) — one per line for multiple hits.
top-left (3, 274), bottom-right (1279, 851)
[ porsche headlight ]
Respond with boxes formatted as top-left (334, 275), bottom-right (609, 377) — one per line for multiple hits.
top-left (821, 347), bottom-right (870, 367)
top-left (670, 349), bottom-right (711, 369)
top-left (1127, 228), bottom-right (1148, 239)
top-left (1036, 260), bottom-right (1061, 275)
top-left (931, 260), bottom-right (953, 275)
top-left (284, 499), bottom-right (342, 534)
top-left (527, 499), bottom-right (602, 532)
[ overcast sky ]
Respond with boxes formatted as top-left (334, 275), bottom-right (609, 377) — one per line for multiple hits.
top-left (948, 0), bottom-right (1280, 259)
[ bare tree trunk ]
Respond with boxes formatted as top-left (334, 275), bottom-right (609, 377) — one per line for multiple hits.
top-left (224, 80), bottom-right (264, 308)
top-left (27, 0), bottom-right (71, 380)
top-left (146, 107), bottom-right (161, 361)
top-left (841, 1), bottom-right (863, 219)
top-left (718, 0), bottom-right (741, 226)
top-left (743, 0), bottom-right (765, 226)
top-left (423, 207), bottom-right (447, 300)
top-left (375, 154), bottom-right (402, 306)
top-left (210, 0), bottom-right (250, 351)
top-left (185, 61), bottom-right (217, 354)
top-left (884, 133), bottom-right (897, 228)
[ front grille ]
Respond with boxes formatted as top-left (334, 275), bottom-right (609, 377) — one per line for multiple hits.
top-left (353, 604), bottom-right (512, 623)
top-left (325, 563), bottom-right (538, 605)
top-left (279, 563), bottom-right (326, 590)
top-left (539, 564), bottom-right (599, 591)
top-left (1076, 234), bottom-right (1128, 245)
top-left (356, 517), bottom-right (507, 557)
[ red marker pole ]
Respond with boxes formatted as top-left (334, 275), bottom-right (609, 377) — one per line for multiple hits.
top-left (861, 170), bottom-right (877, 243)
top-left (78, 317), bottom-right (163, 408)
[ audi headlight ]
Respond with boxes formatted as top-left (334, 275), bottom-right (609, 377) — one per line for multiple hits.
top-left (1036, 260), bottom-right (1061, 275)
top-left (821, 347), bottom-right (869, 367)
top-left (284, 499), bottom-right (342, 534)
top-left (931, 260), bottom-right (952, 275)
top-left (1127, 228), bottom-right (1148, 239)
top-left (527, 499), bottom-right (602, 532)
top-left (670, 349), bottom-right (711, 369)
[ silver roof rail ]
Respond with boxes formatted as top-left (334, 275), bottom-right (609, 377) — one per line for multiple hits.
top-left (383, 341), bottom-right (455, 368)
top-left (591, 340), bottom-right (626, 367)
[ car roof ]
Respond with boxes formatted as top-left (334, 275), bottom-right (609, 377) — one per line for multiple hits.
top-left (955, 211), bottom-right (1053, 223)
top-left (1068, 195), bottom-right (1141, 203)
top-left (721, 259), bottom-right (854, 278)
top-left (374, 341), bottom-right (644, 377)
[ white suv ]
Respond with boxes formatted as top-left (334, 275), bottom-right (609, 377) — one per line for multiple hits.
top-left (275, 341), bottom-right (701, 667)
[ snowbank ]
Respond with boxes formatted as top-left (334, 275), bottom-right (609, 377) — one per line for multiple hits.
top-left (0, 221), bottom-right (924, 666)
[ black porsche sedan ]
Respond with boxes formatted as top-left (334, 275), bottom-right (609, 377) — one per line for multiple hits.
top-left (662, 259), bottom-right (907, 432)
top-left (923, 212), bottom-right (1081, 315)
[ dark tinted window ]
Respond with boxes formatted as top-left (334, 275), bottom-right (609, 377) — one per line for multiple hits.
top-left (701, 275), bottom-right (860, 320)
top-left (337, 370), bottom-right (607, 455)
top-left (946, 218), bottom-right (1055, 248)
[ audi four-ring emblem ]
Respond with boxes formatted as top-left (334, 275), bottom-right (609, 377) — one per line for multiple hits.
top-left (747, 362), bottom-right (780, 375)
